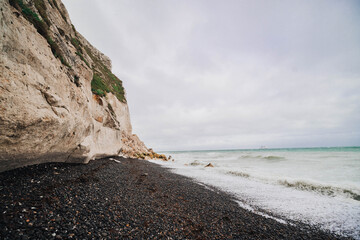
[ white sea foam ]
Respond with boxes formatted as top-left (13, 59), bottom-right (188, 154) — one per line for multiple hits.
top-left (236, 201), bottom-right (288, 225)
top-left (151, 147), bottom-right (360, 239)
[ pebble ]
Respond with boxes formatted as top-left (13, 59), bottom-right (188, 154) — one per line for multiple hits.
top-left (0, 157), bottom-right (344, 240)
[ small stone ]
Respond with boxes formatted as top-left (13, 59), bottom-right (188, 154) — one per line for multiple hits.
top-left (205, 163), bottom-right (214, 167)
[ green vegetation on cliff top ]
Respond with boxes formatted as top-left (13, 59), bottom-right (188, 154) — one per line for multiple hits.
top-left (71, 36), bottom-right (126, 103)
top-left (85, 46), bottom-right (126, 103)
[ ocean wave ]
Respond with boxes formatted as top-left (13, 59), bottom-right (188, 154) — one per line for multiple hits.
top-left (278, 180), bottom-right (360, 201)
top-left (225, 169), bottom-right (360, 201)
top-left (226, 171), bottom-right (250, 178)
top-left (238, 155), bottom-right (257, 159)
top-left (263, 156), bottom-right (285, 160)
top-left (190, 160), bottom-right (202, 166)
top-left (238, 155), bottom-right (286, 160)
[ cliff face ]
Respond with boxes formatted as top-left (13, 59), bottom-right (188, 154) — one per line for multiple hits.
top-left (0, 0), bottom-right (150, 172)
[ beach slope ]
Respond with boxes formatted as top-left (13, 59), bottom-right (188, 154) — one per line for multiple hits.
top-left (0, 158), bottom-right (345, 239)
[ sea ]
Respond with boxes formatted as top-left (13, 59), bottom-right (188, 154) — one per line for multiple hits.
top-left (150, 147), bottom-right (360, 239)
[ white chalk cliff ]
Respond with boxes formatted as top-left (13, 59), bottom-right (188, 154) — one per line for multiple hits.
top-left (0, 0), bottom-right (150, 172)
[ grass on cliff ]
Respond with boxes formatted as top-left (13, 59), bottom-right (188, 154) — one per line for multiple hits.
top-left (9, 0), bottom-right (70, 68)
top-left (70, 38), bottom-right (90, 67)
top-left (91, 74), bottom-right (109, 97)
top-left (85, 46), bottom-right (126, 103)
top-left (70, 29), bottom-right (125, 102)
top-left (34, 0), bottom-right (51, 26)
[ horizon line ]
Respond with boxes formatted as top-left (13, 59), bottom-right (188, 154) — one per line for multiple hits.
top-left (158, 145), bottom-right (360, 153)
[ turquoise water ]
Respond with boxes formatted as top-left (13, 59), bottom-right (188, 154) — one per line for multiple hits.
top-left (153, 146), bottom-right (360, 238)
top-left (168, 146), bottom-right (360, 153)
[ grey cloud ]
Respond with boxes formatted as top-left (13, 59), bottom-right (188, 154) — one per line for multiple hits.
top-left (63, 0), bottom-right (360, 151)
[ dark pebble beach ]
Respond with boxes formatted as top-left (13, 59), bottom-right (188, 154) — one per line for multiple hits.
top-left (0, 157), bottom-right (348, 239)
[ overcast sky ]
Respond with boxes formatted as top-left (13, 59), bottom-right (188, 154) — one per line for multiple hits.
top-left (62, 0), bottom-right (360, 151)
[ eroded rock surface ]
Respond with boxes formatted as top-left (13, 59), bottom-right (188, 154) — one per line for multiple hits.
top-left (0, 0), bottom-right (149, 172)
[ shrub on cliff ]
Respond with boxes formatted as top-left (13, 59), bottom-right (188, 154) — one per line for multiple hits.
top-left (10, 0), bottom-right (48, 36)
top-left (71, 37), bottom-right (90, 67)
top-left (91, 74), bottom-right (109, 97)
top-left (34, 0), bottom-right (51, 26)
top-left (86, 46), bottom-right (126, 102)
top-left (93, 89), bottom-right (105, 97)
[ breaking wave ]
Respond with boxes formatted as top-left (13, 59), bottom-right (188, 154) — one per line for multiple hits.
top-left (225, 170), bottom-right (360, 201)
top-left (278, 180), bottom-right (360, 201)
top-left (238, 155), bottom-right (286, 161)
top-left (189, 160), bottom-right (202, 166)
top-left (263, 156), bottom-right (285, 160)
top-left (227, 171), bottom-right (250, 178)
top-left (238, 155), bottom-right (261, 159)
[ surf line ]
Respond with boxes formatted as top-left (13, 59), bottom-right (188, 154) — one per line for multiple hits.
top-left (236, 200), bottom-right (290, 225)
